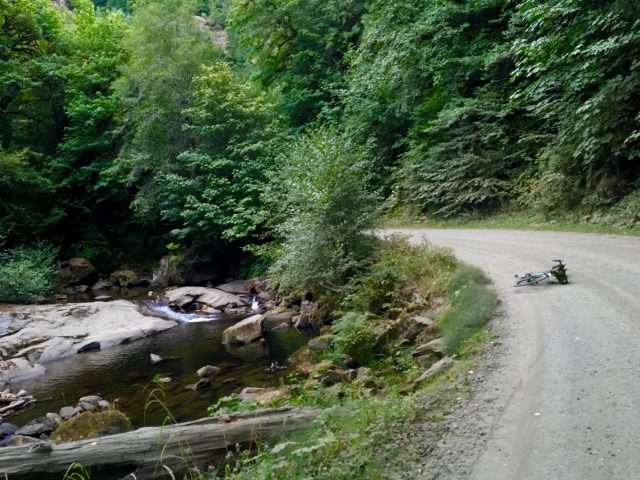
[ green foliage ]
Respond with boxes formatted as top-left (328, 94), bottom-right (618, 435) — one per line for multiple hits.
top-left (229, 0), bottom-right (365, 126)
top-left (268, 127), bottom-right (379, 291)
top-left (340, 236), bottom-right (457, 315)
top-left (63, 462), bottom-right (92, 480)
top-left (157, 61), bottom-right (283, 244)
top-left (511, 0), bottom-right (640, 187)
top-left (207, 393), bottom-right (259, 416)
top-left (332, 312), bottom-right (377, 365)
top-left (0, 244), bottom-right (57, 303)
top-left (113, 0), bottom-right (220, 224)
top-left (439, 264), bottom-right (497, 352)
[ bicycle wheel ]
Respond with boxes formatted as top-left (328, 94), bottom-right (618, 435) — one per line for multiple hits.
top-left (514, 272), bottom-right (547, 287)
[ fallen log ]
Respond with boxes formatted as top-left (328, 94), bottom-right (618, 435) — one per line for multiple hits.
top-left (0, 407), bottom-right (319, 479)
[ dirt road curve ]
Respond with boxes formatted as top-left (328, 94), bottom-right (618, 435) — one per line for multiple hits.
top-left (382, 228), bottom-right (640, 480)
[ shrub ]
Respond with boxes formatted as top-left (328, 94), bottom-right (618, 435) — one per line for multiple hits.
top-left (268, 127), bottom-right (380, 292)
top-left (340, 236), bottom-right (457, 315)
top-left (0, 244), bottom-right (58, 303)
top-left (332, 312), bottom-right (378, 365)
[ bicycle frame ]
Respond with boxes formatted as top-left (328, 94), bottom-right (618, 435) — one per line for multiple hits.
top-left (514, 260), bottom-right (568, 287)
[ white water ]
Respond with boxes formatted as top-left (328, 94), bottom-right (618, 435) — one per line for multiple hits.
top-left (144, 300), bottom-right (221, 323)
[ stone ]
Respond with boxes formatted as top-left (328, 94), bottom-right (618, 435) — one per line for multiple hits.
top-left (414, 338), bottom-right (448, 357)
top-left (414, 356), bottom-right (454, 385)
top-left (272, 322), bottom-right (291, 332)
top-left (414, 353), bottom-right (439, 368)
top-left (78, 395), bottom-right (102, 406)
top-left (16, 417), bottom-right (56, 437)
top-left (109, 270), bottom-right (139, 287)
top-left (158, 377), bottom-right (172, 384)
top-left (164, 287), bottom-right (249, 311)
top-left (0, 423), bottom-right (18, 439)
top-left (94, 295), bottom-right (112, 301)
top-left (287, 346), bottom-right (317, 376)
top-left (77, 401), bottom-right (97, 412)
top-left (222, 314), bottom-right (264, 345)
top-left (150, 353), bottom-right (164, 365)
top-left (255, 388), bottom-right (289, 405)
top-left (46, 413), bottom-right (62, 426)
top-left (197, 365), bottom-right (221, 378)
top-left (98, 400), bottom-right (111, 409)
top-left (92, 280), bottom-right (114, 291)
top-left (16, 389), bottom-right (28, 398)
top-left (308, 334), bottom-right (336, 352)
top-left (77, 341), bottom-right (101, 353)
top-left (57, 258), bottom-right (98, 288)
top-left (238, 387), bottom-right (268, 401)
top-left (185, 379), bottom-right (211, 391)
top-left (215, 280), bottom-right (250, 295)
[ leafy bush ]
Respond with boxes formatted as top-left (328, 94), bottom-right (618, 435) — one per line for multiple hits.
top-left (268, 127), bottom-right (380, 291)
top-left (332, 312), bottom-right (378, 365)
top-left (599, 189), bottom-right (640, 228)
top-left (0, 245), bottom-right (58, 303)
top-left (340, 236), bottom-right (457, 315)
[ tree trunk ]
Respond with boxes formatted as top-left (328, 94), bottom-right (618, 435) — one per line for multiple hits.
top-left (0, 407), bottom-right (318, 479)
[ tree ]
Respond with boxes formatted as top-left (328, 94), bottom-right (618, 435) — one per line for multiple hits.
top-left (112, 0), bottom-right (220, 224)
top-left (156, 62), bottom-right (283, 245)
top-left (269, 127), bottom-right (379, 291)
top-left (229, 0), bottom-right (365, 127)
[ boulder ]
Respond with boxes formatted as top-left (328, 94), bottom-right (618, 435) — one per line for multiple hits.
top-left (238, 387), bottom-right (268, 401)
top-left (224, 341), bottom-right (268, 360)
top-left (98, 400), bottom-right (111, 409)
top-left (78, 395), bottom-right (102, 407)
top-left (16, 416), bottom-right (57, 437)
top-left (272, 322), bottom-right (291, 332)
top-left (0, 423), bottom-right (18, 439)
top-left (60, 406), bottom-right (81, 420)
top-left (196, 365), bottom-right (221, 378)
top-left (164, 287), bottom-right (249, 312)
top-left (0, 301), bottom-right (178, 375)
top-left (414, 338), bottom-right (448, 358)
top-left (51, 410), bottom-right (132, 442)
top-left (109, 270), bottom-right (139, 288)
top-left (92, 280), bottom-right (114, 291)
top-left (222, 314), bottom-right (264, 345)
top-left (215, 280), bottom-right (250, 295)
top-left (57, 258), bottom-right (98, 288)
top-left (414, 356), bottom-right (454, 386)
top-left (308, 334), bottom-right (336, 352)
top-left (94, 295), bottom-right (112, 302)
top-left (287, 346), bottom-right (317, 376)
top-left (263, 309), bottom-right (296, 328)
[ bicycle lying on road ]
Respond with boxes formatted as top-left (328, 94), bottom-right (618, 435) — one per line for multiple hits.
top-left (514, 260), bottom-right (569, 287)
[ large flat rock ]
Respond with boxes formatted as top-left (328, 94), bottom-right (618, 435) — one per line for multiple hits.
top-left (0, 300), bottom-right (177, 385)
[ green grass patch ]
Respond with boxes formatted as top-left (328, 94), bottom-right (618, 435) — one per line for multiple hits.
top-left (383, 211), bottom-right (640, 236)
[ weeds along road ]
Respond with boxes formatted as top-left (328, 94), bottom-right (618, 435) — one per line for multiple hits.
top-left (382, 228), bottom-right (640, 480)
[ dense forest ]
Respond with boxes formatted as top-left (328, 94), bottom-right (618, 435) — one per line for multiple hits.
top-left (1, 0), bottom-right (639, 297)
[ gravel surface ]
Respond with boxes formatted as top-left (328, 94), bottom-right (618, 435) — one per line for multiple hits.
top-left (382, 228), bottom-right (640, 480)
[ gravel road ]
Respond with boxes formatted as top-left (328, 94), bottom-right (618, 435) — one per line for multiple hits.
top-left (382, 228), bottom-right (640, 480)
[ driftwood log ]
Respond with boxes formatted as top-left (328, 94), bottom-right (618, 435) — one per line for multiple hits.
top-left (0, 389), bottom-right (36, 419)
top-left (0, 407), bottom-right (319, 479)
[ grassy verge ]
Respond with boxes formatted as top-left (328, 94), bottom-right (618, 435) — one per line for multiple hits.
top-left (383, 211), bottom-right (640, 236)
top-left (204, 238), bottom-right (498, 480)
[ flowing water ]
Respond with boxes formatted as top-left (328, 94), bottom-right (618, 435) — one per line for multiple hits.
top-left (10, 301), bottom-right (311, 428)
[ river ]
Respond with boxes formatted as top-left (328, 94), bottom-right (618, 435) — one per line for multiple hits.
top-left (10, 303), bottom-right (311, 428)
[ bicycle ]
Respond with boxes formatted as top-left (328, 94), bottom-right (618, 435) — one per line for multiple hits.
top-left (514, 259), bottom-right (569, 287)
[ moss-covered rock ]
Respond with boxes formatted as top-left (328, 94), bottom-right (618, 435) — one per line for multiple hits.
top-left (52, 410), bottom-right (132, 442)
